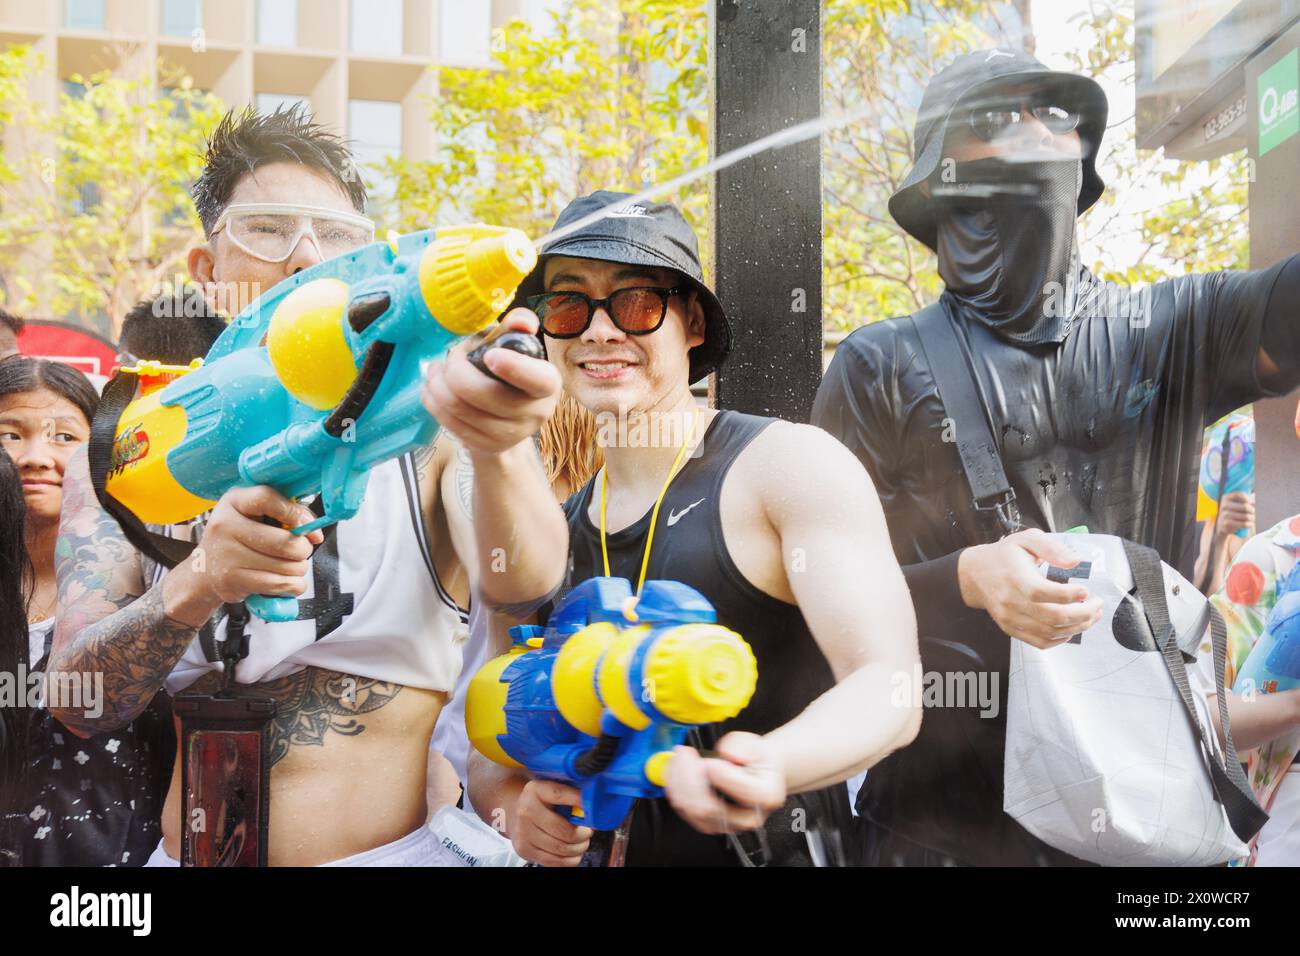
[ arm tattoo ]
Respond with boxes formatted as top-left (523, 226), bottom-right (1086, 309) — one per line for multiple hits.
top-left (456, 445), bottom-right (474, 519)
top-left (189, 667), bottom-right (403, 767)
top-left (51, 448), bottom-right (198, 735)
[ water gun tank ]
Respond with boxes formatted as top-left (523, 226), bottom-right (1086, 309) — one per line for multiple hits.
top-left (267, 226), bottom-right (537, 409)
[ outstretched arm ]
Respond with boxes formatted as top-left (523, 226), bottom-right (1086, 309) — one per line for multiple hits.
top-left (1252, 254), bottom-right (1300, 391)
top-left (421, 309), bottom-right (568, 609)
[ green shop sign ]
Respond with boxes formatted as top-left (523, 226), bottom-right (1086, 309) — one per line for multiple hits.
top-left (1259, 48), bottom-right (1299, 157)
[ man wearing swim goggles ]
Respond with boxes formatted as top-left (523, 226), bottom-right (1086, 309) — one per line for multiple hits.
top-left (210, 203), bottom-right (375, 264)
top-left (188, 154), bottom-right (375, 317)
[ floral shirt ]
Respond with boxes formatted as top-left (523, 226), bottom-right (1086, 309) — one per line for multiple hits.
top-left (1206, 516), bottom-right (1300, 846)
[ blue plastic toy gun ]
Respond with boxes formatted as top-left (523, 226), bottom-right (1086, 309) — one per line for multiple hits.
top-left (1199, 415), bottom-right (1255, 539)
top-left (465, 577), bottom-right (759, 830)
top-left (99, 225), bottom-right (539, 621)
top-left (1234, 563), bottom-right (1300, 697)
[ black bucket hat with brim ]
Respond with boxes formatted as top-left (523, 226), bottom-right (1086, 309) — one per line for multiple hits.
top-left (511, 190), bottom-right (731, 383)
top-left (889, 48), bottom-right (1109, 251)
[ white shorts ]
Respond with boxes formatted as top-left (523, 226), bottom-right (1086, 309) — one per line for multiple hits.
top-left (145, 824), bottom-right (447, 867)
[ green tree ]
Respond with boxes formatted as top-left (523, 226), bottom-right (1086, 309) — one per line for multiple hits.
top-left (0, 47), bottom-right (223, 336)
top-left (384, 0), bottom-right (709, 247)
top-left (1059, 1), bottom-right (1249, 284)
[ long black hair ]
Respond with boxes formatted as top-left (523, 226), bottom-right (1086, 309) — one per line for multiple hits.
top-left (0, 449), bottom-right (31, 863)
top-left (0, 357), bottom-right (99, 428)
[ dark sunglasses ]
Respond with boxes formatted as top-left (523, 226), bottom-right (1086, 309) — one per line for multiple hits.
top-left (528, 286), bottom-right (684, 339)
top-left (968, 97), bottom-right (1081, 142)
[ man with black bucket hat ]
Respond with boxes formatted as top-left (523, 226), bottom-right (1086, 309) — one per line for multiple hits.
top-left (449, 191), bottom-right (922, 866)
top-left (813, 48), bottom-right (1300, 865)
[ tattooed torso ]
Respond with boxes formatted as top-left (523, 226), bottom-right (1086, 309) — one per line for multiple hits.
top-left (183, 667), bottom-right (406, 768)
top-left (161, 665), bottom-right (445, 865)
top-left (53, 445), bottom-right (452, 864)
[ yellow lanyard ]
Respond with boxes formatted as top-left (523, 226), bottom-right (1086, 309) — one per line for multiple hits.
top-left (599, 407), bottom-right (701, 604)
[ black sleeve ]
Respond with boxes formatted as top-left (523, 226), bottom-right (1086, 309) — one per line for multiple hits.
top-left (1189, 253), bottom-right (1300, 416)
top-left (900, 548), bottom-right (986, 639)
top-left (1256, 253), bottom-right (1300, 392)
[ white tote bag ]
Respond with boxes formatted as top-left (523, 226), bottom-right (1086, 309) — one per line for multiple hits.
top-left (1003, 533), bottom-right (1266, 866)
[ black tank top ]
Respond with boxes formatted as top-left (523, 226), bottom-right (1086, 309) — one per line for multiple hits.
top-left (553, 410), bottom-right (853, 866)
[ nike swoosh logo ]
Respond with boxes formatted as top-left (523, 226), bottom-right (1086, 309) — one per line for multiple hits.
top-left (667, 498), bottom-right (706, 527)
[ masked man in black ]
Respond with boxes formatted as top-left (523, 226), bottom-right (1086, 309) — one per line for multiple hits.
top-left (813, 48), bottom-right (1300, 866)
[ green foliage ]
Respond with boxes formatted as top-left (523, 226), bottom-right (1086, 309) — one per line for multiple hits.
top-left (1059, 1), bottom-right (1249, 284)
top-left (0, 48), bottom-right (223, 336)
top-left (386, 0), bottom-right (708, 249)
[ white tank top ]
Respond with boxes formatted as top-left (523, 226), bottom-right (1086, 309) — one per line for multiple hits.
top-left (161, 454), bottom-right (468, 695)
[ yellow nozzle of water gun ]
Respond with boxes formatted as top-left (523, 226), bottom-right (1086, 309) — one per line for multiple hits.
top-left (641, 624), bottom-right (758, 726)
top-left (419, 225), bottom-right (538, 336)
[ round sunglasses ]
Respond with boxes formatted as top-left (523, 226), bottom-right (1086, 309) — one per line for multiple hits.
top-left (968, 98), bottom-right (1081, 143)
top-left (527, 286), bottom-right (684, 339)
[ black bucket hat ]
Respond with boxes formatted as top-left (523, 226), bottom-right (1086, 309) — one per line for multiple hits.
top-left (889, 48), bottom-right (1109, 251)
top-left (512, 190), bottom-right (732, 382)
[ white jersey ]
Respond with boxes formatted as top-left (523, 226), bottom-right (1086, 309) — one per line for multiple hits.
top-left (162, 454), bottom-right (468, 695)
top-left (431, 596), bottom-right (493, 811)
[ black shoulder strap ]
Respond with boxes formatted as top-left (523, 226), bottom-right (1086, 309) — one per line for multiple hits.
top-left (88, 372), bottom-right (195, 570)
top-left (1121, 538), bottom-right (1268, 843)
top-left (909, 302), bottom-right (1021, 538)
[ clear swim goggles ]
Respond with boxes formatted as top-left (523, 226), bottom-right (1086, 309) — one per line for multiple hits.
top-left (210, 202), bottom-right (376, 263)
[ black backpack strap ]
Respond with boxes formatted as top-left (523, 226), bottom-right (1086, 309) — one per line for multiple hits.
top-left (910, 302), bottom-right (1021, 538)
top-left (1121, 538), bottom-right (1268, 843)
top-left (88, 372), bottom-right (195, 570)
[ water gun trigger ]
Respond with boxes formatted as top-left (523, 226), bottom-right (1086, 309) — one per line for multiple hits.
top-left (466, 329), bottom-right (546, 386)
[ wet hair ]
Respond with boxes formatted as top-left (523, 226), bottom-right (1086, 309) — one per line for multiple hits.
top-left (119, 291), bottom-right (226, 365)
top-left (0, 358), bottom-right (98, 427)
top-left (539, 392), bottom-right (603, 498)
top-left (0, 451), bottom-right (31, 858)
top-left (192, 104), bottom-right (367, 236)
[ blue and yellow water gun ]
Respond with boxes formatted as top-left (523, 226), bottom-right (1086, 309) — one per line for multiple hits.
top-left (1197, 414), bottom-right (1255, 539)
top-left (1234, 563), bottom-right (1300, 697)
top-left (466, 577), bottom-right (758, 830)
top-left (100, 225), bottom-right (540, 621)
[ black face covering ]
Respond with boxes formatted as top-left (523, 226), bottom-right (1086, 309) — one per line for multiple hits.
top-left (933, 158), bottom-right (1083, 346)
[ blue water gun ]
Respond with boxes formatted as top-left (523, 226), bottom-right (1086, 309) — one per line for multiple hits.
top-left (1199, 415), bottom-right (1255, 539)
top-left (465, 577), bottom-right (759, 830)
top-left (99, 225), bottom-right (541, 621)
top-left (1234, 563), bottom-right (1300, 696)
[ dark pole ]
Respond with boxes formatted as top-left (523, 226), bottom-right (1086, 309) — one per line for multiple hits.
top-left (710, 0), bottom-right (823, 422)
